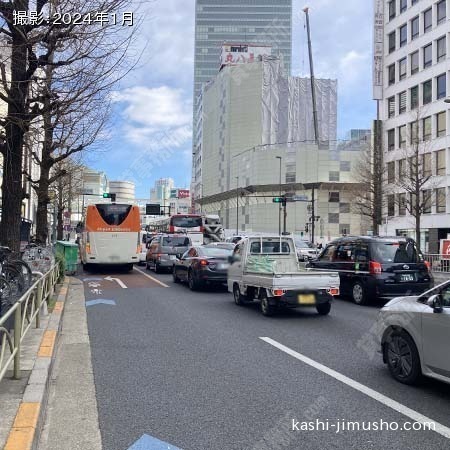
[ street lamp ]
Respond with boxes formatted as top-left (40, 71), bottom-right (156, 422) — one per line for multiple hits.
top-left (275, 156), bottom-right (282, 235)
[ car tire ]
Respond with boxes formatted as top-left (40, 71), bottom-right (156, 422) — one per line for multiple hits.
top-left (233, 284), bottom-right (245, 306)
top-left (352, 281), bottom-right (368, 305)
top-left (173, 267), bottom-right (180, 283)
top-left (384, 329), bottom-right (422, 385)
top-left (126, 263), bottom-right (133, 272)
top-left (188, 270), bottom-right (201, 291)
top-left (145, 261), bottom-right (150, 271)
top-left (260, 291), bottom-right (275, 317)
top-left (154, 262), bottom-right (161, 274)
top-left (316, 302), bottom-right (331, 315)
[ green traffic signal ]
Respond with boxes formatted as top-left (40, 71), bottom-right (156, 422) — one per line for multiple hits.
top-left (272, 197), bottom-right (284, 203)
top-left (102, 193), bottom-right (110, 198)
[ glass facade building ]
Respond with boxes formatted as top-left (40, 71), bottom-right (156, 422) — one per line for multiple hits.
top-left (194, 0), bottom-right (292, 109)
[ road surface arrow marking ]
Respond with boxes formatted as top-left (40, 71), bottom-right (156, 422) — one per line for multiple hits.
top-left (104, 276), bottom-right (127, 289)
top-left (127, 434), bottom-right (182, 450)
top-left (85, 299), bottom-right (116, 307)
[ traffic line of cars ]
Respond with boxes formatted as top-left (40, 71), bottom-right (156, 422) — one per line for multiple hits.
top-left (140, 232), bottom-right (449, 387)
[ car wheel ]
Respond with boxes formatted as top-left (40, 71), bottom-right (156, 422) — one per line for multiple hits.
top-left (173, 267), bottom-right (180, 283)
top-left (316, 302), bottom-right (331, 315)
top-left (384, 330), bottom-right (421, 385)
top-left (352, 281), bottom-right (368, 305)
top-left (188, 270), bottom-right (201, 291)
top-left (154, 262), bottom-right (161, 274)
top-left (260, 291), bottom-right (275, 317)
top-left (145, 261), bottom-right (150, 270)
top-left (233, 284), bottom-right (245, 306)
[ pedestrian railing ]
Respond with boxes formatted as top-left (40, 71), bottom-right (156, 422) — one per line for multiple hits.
top-left (423, 254), bottom-right (450, 273)
top-left (0, 262), bottom-right (61, 382)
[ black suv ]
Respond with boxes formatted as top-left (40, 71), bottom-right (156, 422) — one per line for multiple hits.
top-left (307, 236), bottom-right (433, 305)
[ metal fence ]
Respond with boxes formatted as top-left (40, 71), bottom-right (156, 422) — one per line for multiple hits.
top-left (423, 254), bottom-right (450, 273)
top-left (0, 262), bottom-right (61, 382)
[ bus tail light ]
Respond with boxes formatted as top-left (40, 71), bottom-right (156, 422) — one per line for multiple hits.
top-left (369, 261), bottom-right (382, 274)
top-left (86, 243), bottom-right (91, 254)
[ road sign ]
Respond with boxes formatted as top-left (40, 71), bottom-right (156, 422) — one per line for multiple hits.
top-left (146, 203), bottom-right (161, 215)
top-left (293, 195), bottom-right (309, 201)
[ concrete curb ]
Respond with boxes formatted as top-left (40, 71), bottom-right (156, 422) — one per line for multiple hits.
top-left (3, 276), bottom-right (71, 450)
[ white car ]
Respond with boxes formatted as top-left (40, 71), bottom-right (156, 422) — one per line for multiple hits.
top-left (294, 240), bottom-right (319, 261)
top-left (378, 280), bottom-right (450, 385)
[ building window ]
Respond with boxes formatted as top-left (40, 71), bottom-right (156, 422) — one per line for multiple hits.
top-left (399, 24), bottom-right (407, 47)
top-left (423, 116), bottom-right (432, 140)
top-left (388, 96), bottom-right (395, 117)
top-left (339, 203), bottom-right (350, 214)
top-left (410, 50), bottom-right (419, 74)
top-left (423, 8), bottom-right (432, 32)
top-left (340, 161), bottom-right (351, 171)
top-left (410, 85), bottom-right (419, 108)
top-left (388, 129), bottom-right (395, 150)
top-left (398, 193), bottom-right (407, 216)
top-left (389, 0), bottom-right (396, 20)
top-left (339, 224), bottom-right (350, 235)
top-left (387, 195), bottom-right (395, 217)
top-left (422, 79), bottom-right (432, 104)
top-left (329, 192), bottom-right (340, 203)
top-left (398, 91), bottom-right (407, 113)
top-left (410, 121), bottom-right (419, 144)
top-left (437, 0), bottom-right (446, 24)
top-left (423, 153), bottom-right (432, 177)
top-left (436, 188), bottom-right (446, 213)
top-left (437, 36), bottom-right (446, 62)
top-left (388, 64), bottom-right (396, 85)
top-left (422, 190), bottom-right (432, 213)
top-left (400, 0), bottom-right (407, 13)
top-left (411, 16), bottom-right (419, 40)
top-left (436, 149), bottom-right (446, 175)
top-left (399, 57), bottom-right (407, 80)
top-left (329, 171), bottom-right (340, 182)
top-left (398, 158), bottom-right (406, 177)
top-left (423, 43), bottom-right (432, 68)
top-left (436, 111), bottom-right (446, 137)
top-left (399, 125), bottom-right (406, 147)
top-left (328, 213), bottom-right (339, 224)
top-left (388, 161), bottom-right (396, 184)
top-left (437, 73), bottom-right (446, 99)
top-left (389, 31), bottom-right (396, 53)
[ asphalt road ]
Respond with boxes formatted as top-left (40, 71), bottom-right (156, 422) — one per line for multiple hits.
top-left (80, 265), bottom-right (450, 450)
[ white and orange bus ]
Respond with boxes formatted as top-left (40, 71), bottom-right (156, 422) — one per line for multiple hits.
top-left (79, 203), bottom-right (141, 270)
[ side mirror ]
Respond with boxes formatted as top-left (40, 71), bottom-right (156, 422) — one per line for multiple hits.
top-left (427, 294), bottom-right (444, 313)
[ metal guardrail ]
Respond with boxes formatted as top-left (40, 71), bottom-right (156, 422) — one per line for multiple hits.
top-left (423, 254), bottom-right (450, 273)
top-left (0, 262), bottom-right (61, 382)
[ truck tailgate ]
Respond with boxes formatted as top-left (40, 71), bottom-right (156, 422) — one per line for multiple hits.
top-left (242, 271), bottom-right (339, 290)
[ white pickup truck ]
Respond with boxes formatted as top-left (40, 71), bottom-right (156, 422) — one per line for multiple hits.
top-left (227, 235), bottom-right (340, 316)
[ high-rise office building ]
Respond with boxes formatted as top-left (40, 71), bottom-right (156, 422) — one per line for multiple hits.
top-left (194, 0), bottom-right (292, 112)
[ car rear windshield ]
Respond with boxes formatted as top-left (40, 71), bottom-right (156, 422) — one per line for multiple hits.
top-left (250, 240), bottom-right (291, 254)
top-left (200, 248), bottom-right (232, 257)
top-left (96, 204), bottom-right (132, 226)
top-left (370, 241), bottom-right (422, 263)
top-left (171, 216), bottom-right (202, 228)
top-left (162, 236), bottom-right (190, 247)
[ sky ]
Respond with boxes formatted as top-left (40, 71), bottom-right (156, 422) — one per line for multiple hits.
top-left (86, 0), bottom-right (375, 199)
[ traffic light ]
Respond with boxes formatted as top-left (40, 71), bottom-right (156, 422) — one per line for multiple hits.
top-left (102, 193), bottom-right (116, 201)
top-left (272, 197), bottom-right (285, 203)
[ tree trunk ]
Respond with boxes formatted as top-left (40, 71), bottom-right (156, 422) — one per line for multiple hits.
top-left (35, 165), bottom-right (51, 244)
top-left (57, 206), bottom-right (64, 241)
top-left (0, 31), bottom-right (28, 252)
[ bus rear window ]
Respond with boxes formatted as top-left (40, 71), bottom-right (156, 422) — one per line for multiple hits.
top-left (96, 204), bottom-right (132, 226)
top-left (171, 216), bottom-right (202, 228)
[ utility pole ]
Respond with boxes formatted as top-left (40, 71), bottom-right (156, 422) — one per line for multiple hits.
top-left (276, 156), bottom-right (282, 235)
top-left (235, 176), bottom-right (239, 235)
top-left (311, 187), bottom-right (315, 244)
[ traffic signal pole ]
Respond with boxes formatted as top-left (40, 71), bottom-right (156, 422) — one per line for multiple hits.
top-left (311, 186), bottom-right (315, 244)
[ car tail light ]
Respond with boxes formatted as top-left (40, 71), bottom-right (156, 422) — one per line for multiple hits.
top-left (327, 287), bottom-right (339, 296)
top-left (272, 289), bottom-right (285, 297)
top-left (199, 259), bottom-right (209, 266)
top-left (156, 253), bottom-right (162, 260)
top-left (86, 243), bottom-right (91, 254)
top-left (369, 261), bottom-right (382, 274)
top-left (424, 260), bottom-right (431, 272)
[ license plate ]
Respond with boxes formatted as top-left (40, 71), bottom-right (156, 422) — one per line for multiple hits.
top-left (218, 263), bottom-right (229, 270)
top-left (400, 274), bottom-right (414, 282)
top-left (298, 294), bottom-right (316, 305)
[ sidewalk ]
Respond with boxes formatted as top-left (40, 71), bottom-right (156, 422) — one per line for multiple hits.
top-left (38, 278), bottom-right (102, 450)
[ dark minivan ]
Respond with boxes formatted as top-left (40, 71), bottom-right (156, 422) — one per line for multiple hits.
top-left (307, 236), bottom-right (433, 305)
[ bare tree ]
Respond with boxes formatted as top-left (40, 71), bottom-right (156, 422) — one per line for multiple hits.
top-left (0, 0), bottom-right (142, 250)
top-left (388, 111), bottom-right (437, 251)
top-left (351, 127), bottom-right (384, 235)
